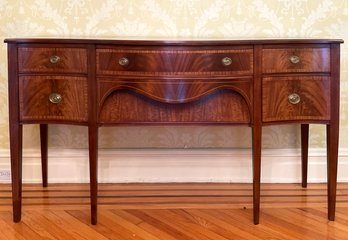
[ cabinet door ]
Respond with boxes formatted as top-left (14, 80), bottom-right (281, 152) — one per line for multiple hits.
top-left (19, 76), bottom-right (88, 123)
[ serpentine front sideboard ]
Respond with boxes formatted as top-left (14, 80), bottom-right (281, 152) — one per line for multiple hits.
top-left (5, 38), bottom-right (343, 225)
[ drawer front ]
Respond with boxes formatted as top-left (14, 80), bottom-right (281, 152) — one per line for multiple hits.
top-left (262, 47), bottom-right (330, 73)
top-left (96, 47), bottom-right (253, 76)
top-left (18, 47), bottom-right (87, 73)
top-left (19, 76), bottom-right (88, 122)
top-left (262, 76), bottom-right (330, 122)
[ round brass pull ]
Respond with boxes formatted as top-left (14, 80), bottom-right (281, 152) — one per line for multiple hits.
top-left (222, 57), bottom-right (232, 66)
top-left (118, 57), bottom-right (129, 66)
top-left (48, 93), bottom-right (62, 104)
top-left (288, 93), bottom-right (301, 105)
top-left (49, 55), bottom-right (60, 64)
top-left (289, 55), bottom-right (300, 64)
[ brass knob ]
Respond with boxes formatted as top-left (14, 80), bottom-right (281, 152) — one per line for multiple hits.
top-left (289, 55), bottom-right (300, 64)
top-left (49, 55), bottom-right (60, 64)
top-left (48, 93), bottom-right (62, 104)
top-left (288, 93), bottom-right (301, 105)
top-left (222, 57), bottom-right (232, 66)
top-left (119, 57), bottom-right (129, 66)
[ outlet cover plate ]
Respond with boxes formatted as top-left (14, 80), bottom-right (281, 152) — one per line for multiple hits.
top-left (0, 170), bottom-right (11, 180)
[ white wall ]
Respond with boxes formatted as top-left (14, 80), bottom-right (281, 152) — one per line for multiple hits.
top-left (1, 148), bottom-right (347, 183)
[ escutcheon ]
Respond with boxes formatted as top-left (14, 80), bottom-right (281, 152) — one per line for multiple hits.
top-left (48, 93), bottom-right (62, 104)
top-left (222, 57), bottom-right (232, 66)
top-left (49, 55), bottom-right (60, 64)
top-left (289, 55), bottom-right (300, 64)
top-left (288, 93), bottom-right (301, 105)
top-left (118, 57), bottom-right (129, 66)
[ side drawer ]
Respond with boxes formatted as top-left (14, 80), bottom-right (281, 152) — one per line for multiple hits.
top-left (18, 47), bottom-right (88, 73)
top-left (262, 76), bottom-right (330, 122)
top-left (262, 47), bottom-right (330, 73)
top-left (96, 47), bottom-right (253, 76)
top-left (19, 76), bottom-right (88, 122)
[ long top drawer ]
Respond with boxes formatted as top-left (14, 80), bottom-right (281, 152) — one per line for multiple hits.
top-left (96, 47), bottom-right (253, 76)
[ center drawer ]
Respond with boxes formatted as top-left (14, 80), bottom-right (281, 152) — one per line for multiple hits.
top-left (96, 47), bottom-right (253, 76)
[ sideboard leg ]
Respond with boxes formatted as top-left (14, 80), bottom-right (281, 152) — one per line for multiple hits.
top-left (10, 123), bottom-right (23, 222)
top-left (301, 124), bottom-right (309, 188)
top-left (89, 126), bottom-right (98, 225)
top-left (252, 125), bottom-right (262, 225)
top-left (327, 124), bottom-right (339, 221)
top-left (40, 124), bottom-right (48, 187)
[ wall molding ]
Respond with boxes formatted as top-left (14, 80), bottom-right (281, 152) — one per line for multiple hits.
top-left (0, 148), bottom-right (347, 183)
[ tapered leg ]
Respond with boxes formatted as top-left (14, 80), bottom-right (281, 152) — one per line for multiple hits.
top-left (40, 124), bottom-right (48, 187)
top-left (301, 124), bottom-right (309, 188)
top-left (252, 125), bottom-right (262, 225)
top-left (10, 123), bottom-right (23, 222)
top-left (327, 124), bottom-right (339, 221)
top-left (89, 126), bottom-right (98, 225)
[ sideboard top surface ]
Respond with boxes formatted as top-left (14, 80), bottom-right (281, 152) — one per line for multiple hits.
top-left (4, 38), bottom-right (344, 45)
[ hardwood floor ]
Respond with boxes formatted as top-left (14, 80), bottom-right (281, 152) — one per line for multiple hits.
top-left (1, 183), bottom-right (348, 239)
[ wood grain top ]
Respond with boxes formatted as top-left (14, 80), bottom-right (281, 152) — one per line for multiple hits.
top-left (4, 38), bottom-right (344, 45)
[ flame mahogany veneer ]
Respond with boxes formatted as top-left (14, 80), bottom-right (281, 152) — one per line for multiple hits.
top-left (5, 38), bottom-right (343, 225)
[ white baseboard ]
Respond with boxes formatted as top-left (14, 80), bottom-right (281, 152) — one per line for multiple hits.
top-left (0, 148), bottom-right (347, 183)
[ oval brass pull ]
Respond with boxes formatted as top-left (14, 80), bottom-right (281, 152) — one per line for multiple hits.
top-left (222, 57), bottom-right (232, 66)
top-left (289, 55), bottom-right (300, 64)
top-left (119, 57), bottom-right (129, 66)
top-left (49, 55), bottom-right (60, 64)
top-left (288, 93), bottom-right (301, 105)
top-left (48, 93), bottom-right (62, 104)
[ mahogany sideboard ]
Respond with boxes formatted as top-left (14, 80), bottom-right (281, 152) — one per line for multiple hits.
top-left (5, 38), bottom-right (343, 225)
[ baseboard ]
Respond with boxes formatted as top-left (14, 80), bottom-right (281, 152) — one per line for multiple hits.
top-left (0, 148), bottom-right (347, 183)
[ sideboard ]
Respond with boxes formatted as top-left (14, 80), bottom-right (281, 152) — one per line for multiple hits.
top-left (4, 38), bottom-right (343, 225)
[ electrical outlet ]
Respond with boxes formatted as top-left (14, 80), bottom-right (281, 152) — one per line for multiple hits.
top-left (0, 170), bottom-right (11, 180)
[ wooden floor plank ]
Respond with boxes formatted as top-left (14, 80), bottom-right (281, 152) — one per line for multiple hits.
top-left (178, 209), bottom-right (259, 240)
top-left (125, 209), bottom-right (195, 240)
top-left (111, 209), bottom-right (183, 240)
top-left (22, 210), bottom-right (75, 240)
top-left (0, 183), bottom-right (348, 239)
top-left (0, 211), bottom-right (43, 240)
top-left (186, 209), bottom-right (263, 240)
top-left (160, 209), bottom-right (231, 240)
top-left (205, 209), bottom-right (298, 240)
top-left (288, 208), bottom-right (348, 239)
top-left (259, 208), bottom-right (343, 240)
top-left (264, 208), bottom-right (346, 240)
top-left (67, 209), bottom-right (145, 240)
top-left (141, 209), bottom-right (215, 240)
top-left (40, 210), bottom-right (109, 240)
top-left (101, 209), bottom-right (162, 240)
top-left (0, 212), bottom-right (27, 240)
